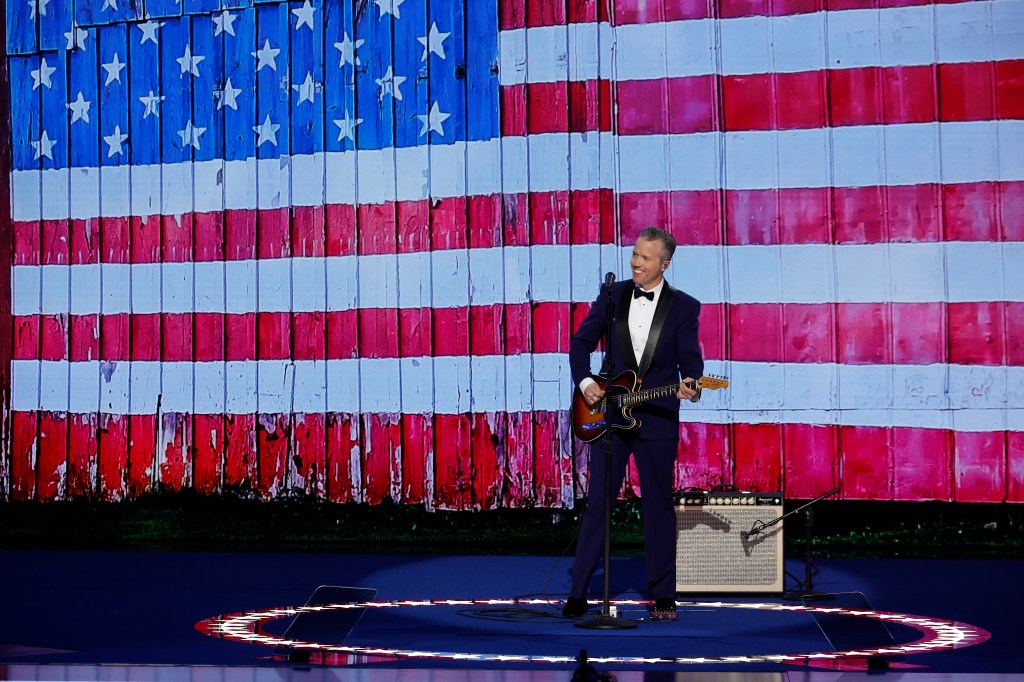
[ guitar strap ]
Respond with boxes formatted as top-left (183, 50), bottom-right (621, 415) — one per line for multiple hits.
top-left (637, 282), bottom-right (676, 380)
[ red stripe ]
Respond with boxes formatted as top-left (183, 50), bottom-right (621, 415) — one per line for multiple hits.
top-left (676, 422), bottom-right (733, 490)
top-left (471, 413), bottom-right (505, 510)
top-left (732, 423), bottom-right (784, 494)
top-left (894, 427), bottom-right (952, 501)
top-left (10, 411), bottom-right (1021, 503)
top-left (955, 431), bottom-right (1007, 502)
top-left (16, 179), bottom-right (1023, 266)
top-left (257, 414), bottom-right (289, 500)
top-left (434, 414), bottom-right (474, 509)
top-left (326, 412), bottom-right (361, 503)
top-left (840, 426), bottom-right (894, 500)
top-left (501, 62), bottom-right (1023, 135)
top-left (613, 62), bottom-right (1023, 136)
top-left (501, 0), bottom-right (982, 27)
top-left (533, 411), bottom-right (571, 507)
top-left (292, 413), bottom-right (327, 498)
top-left (37, 411), bottom-right (67, 501)
top-left (401, 414), bottom-right (432, 505)
top-left (158, 413), bottom-right (192, 493)
top-left (9, 411), bottom-right (38, 501)
top-left (97, 413), bottom-right (128, 500)
top-left (224, 413), bottom-right (257, 491)
top-left (1009, 433), bottom-right (1024, 503)
top-left (68, 414), bottom-right (98, 499)
top-left (16, 302), bottom-right (1019, 365)
top-left (782, 424), bottom-right (839, 500)
top-left (193, 413), bottom-right (225, 495)
top-left (128, 414), bottom-right (156, 497)
top-left (363, 414), bottom-right (400, 505)
top-left (502, 413), bottom-right (533, 506)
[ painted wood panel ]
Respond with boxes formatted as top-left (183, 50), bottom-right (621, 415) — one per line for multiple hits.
top-left (4, 0), bottom-right (1024, 507)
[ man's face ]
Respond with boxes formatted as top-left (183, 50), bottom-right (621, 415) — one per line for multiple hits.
top-left (630, 238), bottom-right (669, 289)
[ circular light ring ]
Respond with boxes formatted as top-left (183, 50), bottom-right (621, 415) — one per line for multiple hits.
top-left (195, 599), bottom-right (990, 666)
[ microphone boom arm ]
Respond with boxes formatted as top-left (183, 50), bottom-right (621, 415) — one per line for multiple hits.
top-left (743, 487), bottom-right (840, 539)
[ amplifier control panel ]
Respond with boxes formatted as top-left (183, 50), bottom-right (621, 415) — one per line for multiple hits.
top-left (676, 491), bottom-right (783, 507)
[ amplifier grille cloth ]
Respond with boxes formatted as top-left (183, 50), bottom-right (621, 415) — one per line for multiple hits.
top-left (675, 506), bottom-right (783, 591)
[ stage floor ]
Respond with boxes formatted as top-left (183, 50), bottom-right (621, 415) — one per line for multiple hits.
top-left (3, 549), bottom-right (1023, 679)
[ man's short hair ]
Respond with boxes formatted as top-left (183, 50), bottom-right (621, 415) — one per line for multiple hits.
top-left (637, 226), bottom-right (676, 261)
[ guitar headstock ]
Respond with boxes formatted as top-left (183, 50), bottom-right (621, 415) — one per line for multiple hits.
top-left (697, 374), bottom-right (729, 390)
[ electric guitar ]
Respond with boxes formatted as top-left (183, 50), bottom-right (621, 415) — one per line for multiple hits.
top-left (571, 371), bottom-right (729, 443)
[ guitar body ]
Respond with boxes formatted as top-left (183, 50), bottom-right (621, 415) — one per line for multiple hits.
top-left (571, 371), bottom-right (641, 443)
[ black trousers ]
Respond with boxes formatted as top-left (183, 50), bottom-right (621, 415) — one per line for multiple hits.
top-left (569, 432), bottom-right (678, 600)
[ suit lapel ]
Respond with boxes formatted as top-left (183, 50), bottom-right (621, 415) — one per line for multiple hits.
top-left (637, 282), bottom-right (676, 379)
top-left (615, 284), bottom-right (638, 373)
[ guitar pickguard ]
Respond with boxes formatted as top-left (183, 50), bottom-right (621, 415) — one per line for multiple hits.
top-left (602, 383), bottom-right (636, 431)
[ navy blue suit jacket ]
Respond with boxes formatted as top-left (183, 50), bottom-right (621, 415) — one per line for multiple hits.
top-left (569, 280), bottom-right (704, 440)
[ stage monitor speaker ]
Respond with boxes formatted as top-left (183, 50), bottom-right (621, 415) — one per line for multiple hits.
top-left (675, 491), bottom-right (784, 594)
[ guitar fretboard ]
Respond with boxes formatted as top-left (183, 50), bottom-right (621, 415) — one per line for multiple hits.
top-left (615, 381), bottom-right (693, 407)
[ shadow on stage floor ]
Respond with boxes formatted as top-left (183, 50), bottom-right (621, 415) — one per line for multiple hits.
top-left (3, 550), bottom-right (1022, 680)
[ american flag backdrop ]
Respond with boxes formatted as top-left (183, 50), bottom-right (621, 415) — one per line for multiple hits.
top-left (3, 0), bottom-right (1023, 507)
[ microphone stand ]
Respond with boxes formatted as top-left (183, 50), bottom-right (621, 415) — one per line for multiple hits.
top-left (740, 487), bottom-right (839, 601)
top-left (576, 274), bottom-right (637, 630)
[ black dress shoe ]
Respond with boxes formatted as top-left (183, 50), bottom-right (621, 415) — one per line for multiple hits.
top-left (562, 597), bottom-right (589, 618)
top-left (650, 597), bottom-right (677, 621)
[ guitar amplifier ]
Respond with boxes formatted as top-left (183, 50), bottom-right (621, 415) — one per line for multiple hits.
top-left (675, 491), bottom-right (784, 594)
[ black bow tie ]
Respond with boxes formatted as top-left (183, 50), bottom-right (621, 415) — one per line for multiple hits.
top-left (633, 287), bottom-right (655, 301)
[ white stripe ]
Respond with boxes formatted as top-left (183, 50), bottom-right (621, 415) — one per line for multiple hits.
top-left (13, 242), bottom-right (1024, 315)
top-left (678, 407), bottom-right (1024, 433)
top-left (496, 2), bottom-right (1024, 85)
top-left (12, 122), bottom-right (1023, 222)
top-left (11, 358), bottom-right (1024, 431)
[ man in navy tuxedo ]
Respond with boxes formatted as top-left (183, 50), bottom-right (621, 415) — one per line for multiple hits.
top-left (564, 227), bottom-right (704, 620)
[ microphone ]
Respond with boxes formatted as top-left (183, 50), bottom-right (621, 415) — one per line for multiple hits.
top-left (740, 523), bottom-right (763, 541)
top-left (603, 272), bottom-right (616, 287)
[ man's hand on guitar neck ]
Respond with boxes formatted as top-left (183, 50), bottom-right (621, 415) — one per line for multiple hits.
top-left (677, 377), bottom-right (700, 403)
top-left (580, 378), bottom-right (605, 406)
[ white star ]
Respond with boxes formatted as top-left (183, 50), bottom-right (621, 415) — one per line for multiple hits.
top-left (30, 57), bottom-right (56, 90)
top-left (291, 71), bottom-right (319, 105)
top-left (292, 0), bottom-right (315, 30)
top-left (417, 101), bottom-right (450, 137)
top-left (137, 20), bottom-right (162, 45)
top-left (64, 23), bottom-right (88, 51)
top-left (67, 92), bottom-right (91, 124)
top-left (333, 32), bottom-right (363, 67)
top-left (253, 114), bottom-right (280, 147)
top-left (31, 130), bottom-right (56, 160)
top-left (103, 125), bottom-right (128, 158)
top-left (375, 65), bottom-right (405, 101)
top-left (213, 10), bottom-right (237, 36)
top-left (101, 0), bottom-right (117, 10)
top-left (101, 52), bottom-right (126, 86)
top-left (29, 0), bottom-right (50, 19)
top-left (217, 78), bottom-right (241, 110)
top-left (251, 40), bottom-right (280, 72)
top-left (177, 120), bottom-right (206, 150)
top-left (333, 112), bottom-right (362, 142)
top-left (417, 22), bottom-right (450, 61)
top-left (139, 90), bottom-right (164, 118)
top-left (374, 0), bottom-right (404, 19)
top-left (177, 44), bottom-right (205, 77)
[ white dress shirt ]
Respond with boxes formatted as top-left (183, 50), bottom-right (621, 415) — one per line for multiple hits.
top-left (627, 279), bottom-right (663, 365)
top-left (579, 279), bottom-right (664, 392)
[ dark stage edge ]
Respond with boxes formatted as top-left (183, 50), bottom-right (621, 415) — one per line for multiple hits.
top-left (3, 550), bottom-right (1023, 677)
top-left (4, 668), bottom-right (1024, 682)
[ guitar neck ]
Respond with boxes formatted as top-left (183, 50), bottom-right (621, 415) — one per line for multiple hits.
top-left (616, 381), bottom-right (688, 407)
